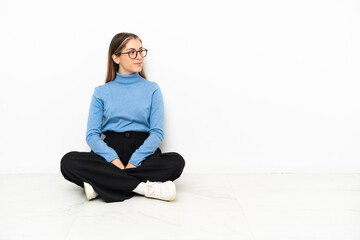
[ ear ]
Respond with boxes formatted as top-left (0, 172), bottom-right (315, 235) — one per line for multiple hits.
top-left (112, 54), bottom-right (120, 64)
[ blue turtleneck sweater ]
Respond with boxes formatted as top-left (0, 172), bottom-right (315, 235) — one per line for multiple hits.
top-left (86, 72), bottom-right (164, 167)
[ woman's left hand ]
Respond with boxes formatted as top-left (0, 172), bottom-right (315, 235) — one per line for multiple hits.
top-left (125, 163), bottom-right (137, 169)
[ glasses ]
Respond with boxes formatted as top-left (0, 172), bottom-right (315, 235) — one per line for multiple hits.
top-left (119, 49), bottom-right (148, 59)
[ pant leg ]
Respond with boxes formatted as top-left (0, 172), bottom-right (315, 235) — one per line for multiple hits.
top-left (124, 151), bottom-right (186, 183)
top-left (60, 151), bottom-right (141, 203)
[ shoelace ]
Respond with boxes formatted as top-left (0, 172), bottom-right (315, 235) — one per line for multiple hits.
top-left (145, 181), bottom-right (163, 197)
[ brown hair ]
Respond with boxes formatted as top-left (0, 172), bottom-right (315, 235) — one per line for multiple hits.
top-left (105, 32), bottom-right (147, 83)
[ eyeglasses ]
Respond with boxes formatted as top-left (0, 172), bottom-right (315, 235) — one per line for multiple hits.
top-left (119, 49), bottom-right (148, 59)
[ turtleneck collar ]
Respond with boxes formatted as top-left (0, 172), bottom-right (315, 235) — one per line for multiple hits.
top-left (113, 72), bottom-right (142, 84)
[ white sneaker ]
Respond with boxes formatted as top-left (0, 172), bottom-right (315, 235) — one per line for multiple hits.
top-left (144, 180), bottom-right (176, 201)
top-left (83, 182), bottom-right (98, 200)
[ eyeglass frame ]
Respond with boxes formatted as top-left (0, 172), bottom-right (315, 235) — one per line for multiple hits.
top-left (118, 48), bottom-right (148, 59)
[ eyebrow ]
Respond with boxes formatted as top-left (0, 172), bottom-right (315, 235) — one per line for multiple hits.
top-left (126, 47), bottom-right (143, 51)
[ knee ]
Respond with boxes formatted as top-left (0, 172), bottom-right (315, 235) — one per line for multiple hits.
top-left (60, 151), bottom-right (78, 170)
top-left (170, 152), bottom-right (185, 173)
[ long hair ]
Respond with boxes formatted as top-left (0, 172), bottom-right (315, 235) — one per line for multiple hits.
top-left (105, 32), bottom-right (147, 83)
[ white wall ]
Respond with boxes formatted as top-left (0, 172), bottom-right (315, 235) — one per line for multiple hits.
top-left (0, 0), bottom-right (359, 173)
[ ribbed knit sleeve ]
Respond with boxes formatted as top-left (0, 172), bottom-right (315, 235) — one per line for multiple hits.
top-left (128, 86), bottom-right (164, 166)
top-left (86, 87), bottom-right (119, 162)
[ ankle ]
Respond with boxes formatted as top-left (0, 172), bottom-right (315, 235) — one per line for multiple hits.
top-left (132, 182), bottom-right (146, 195)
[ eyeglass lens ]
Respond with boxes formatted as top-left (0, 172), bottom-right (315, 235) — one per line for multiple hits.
top-left (129, 49), bottom-right (147, 59)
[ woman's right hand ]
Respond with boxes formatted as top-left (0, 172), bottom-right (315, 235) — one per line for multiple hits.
top-left (111, 158), bottom-right (125, 169)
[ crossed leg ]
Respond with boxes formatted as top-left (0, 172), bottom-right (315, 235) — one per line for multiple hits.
top-left (60, 151), bottom-right (185, 202)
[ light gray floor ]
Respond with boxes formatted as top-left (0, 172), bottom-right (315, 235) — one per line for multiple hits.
top-left (0, 172), bottom-right (359, 240)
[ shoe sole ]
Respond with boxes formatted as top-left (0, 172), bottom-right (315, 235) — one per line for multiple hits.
top-left (84, 182), bottom-right (96, 201)
top-left (167, 181), bottom-right (176, 201)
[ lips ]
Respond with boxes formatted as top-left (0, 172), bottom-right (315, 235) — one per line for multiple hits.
top-left (134, 62), bottom-right (142, 66)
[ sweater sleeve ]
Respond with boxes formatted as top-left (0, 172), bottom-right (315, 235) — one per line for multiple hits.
top-left (86, 87), bottom-right (119, 162)
top-left (128, 86), bottom-right (164, 167)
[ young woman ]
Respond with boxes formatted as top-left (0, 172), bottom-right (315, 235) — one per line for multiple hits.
top-left (60, 32), bottom-right (185, 203)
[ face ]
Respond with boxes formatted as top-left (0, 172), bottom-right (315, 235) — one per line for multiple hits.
top-left (112, 38), bottom-right (144, 75)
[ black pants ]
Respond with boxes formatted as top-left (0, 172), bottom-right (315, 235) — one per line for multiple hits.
top-left (60, 131), bottom-right (185, 203)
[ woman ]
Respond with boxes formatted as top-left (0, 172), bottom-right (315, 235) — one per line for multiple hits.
top-left (60, 32), bottom-right (185, 203)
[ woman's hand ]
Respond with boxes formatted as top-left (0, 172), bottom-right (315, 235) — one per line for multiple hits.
top-left (125, 162), bottom-right (137, 169)
top-left (111, 158), bottom-right (125, 169)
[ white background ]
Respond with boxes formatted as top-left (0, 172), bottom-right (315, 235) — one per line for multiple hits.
top-left (0, 0), bottom-right (359, 173)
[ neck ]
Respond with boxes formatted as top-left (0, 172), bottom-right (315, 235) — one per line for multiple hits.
top-left (114, 72), bottom-right (141, 84)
